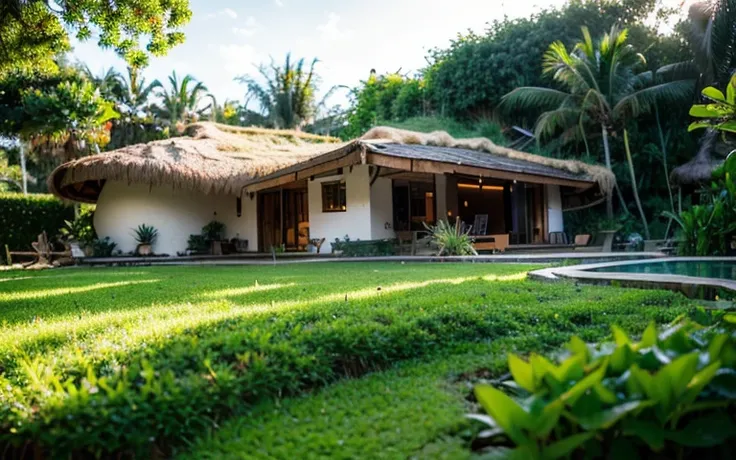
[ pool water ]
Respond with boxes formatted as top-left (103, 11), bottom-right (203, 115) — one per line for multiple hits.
top-left (590, 260), bottom-right (736, 280)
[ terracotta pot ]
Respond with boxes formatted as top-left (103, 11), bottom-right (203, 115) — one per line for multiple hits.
top-left (137, 244), bottom-right (153, 256)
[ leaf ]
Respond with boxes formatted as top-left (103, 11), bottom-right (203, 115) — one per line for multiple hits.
top-left (561, 360), bottom-right (607, 405)
top-left (682, 360), bottom-right (720, 404)
top-left (466, 413), bottom-right (498, 427)
top-left (623, 419), bottom-right (665, 450)
top-left (688, 121), bottom-right (712, 132)
top-left (474, 384), bottom-right (531, 445)
top-left (638, 322), bottom-right (657, 349)
top-left (628, 365), bottom-right (656, 399)
top-left (702, 86), bottom-right (727, 103)
top-left (659, 352), bottom-right (699, 400)
top-left (689, 104), bottom-right (721, 118)
top-left (552, 355), bottom-right (584, 383)
top-left (542, 432), bottom-right (594, 460)
top-left (728, 73), bottom-right (736, 105)
top-left (669, 413), bottom-right (736, 447)
top-left (533, 399), bottom-right (563, 438)
top-left (610, 344), bottom-right (635, 374)
top-left (508, 354), bottom-right (535, 393)
top-left (717, 120), bottom-right (736, 133)
top-left (566, 336), bottom-right (589, 362)
top-left (578, 400), bottom-right (650, 430)
top-left (612, 325), bottom-right (631, 346)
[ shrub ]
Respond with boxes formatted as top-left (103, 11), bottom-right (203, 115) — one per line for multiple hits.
top-left (59, 206), bottom-right (96, 246)
top-left (332, 236), bottom-right (396, 256)
top-left (0, 192), bottom-right (74, 263)
top-left (424, 218), bottom-right (477, 256)
top-left (202, 220), bottom-right (226, 240)
top-left (468, 316), bottom-right (736, 458)
top-left (132, 223), bottom-right (158, 245)
top-left (91, 237), bottom-right (117, 257)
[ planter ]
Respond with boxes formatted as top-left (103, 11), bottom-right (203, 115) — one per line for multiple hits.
top-left (136, 244), bottom-right (153, 256)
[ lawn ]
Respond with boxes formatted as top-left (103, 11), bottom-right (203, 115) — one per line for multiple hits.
top-left (0, 263), bottom-right (695, 458)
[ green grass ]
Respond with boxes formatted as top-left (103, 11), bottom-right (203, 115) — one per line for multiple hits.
top-left (0, 263), bottom-right (696, 458)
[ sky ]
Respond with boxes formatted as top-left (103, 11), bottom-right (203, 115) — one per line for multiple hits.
top-left (71, 0), bottom-right (688, 111)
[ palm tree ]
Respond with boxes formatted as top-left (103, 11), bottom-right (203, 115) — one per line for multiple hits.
top-left (236, 54), bottom-right (319, 129)
top-left (118, 66), bottom-right (161, 116)
top-left (502, 26), bottom-right (694, 237)
top-left (81, 65), bottom-right (125, 101)
top-left (152, 71), bottom-right (209, 127)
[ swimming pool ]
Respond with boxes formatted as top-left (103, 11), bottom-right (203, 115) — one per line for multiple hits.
top-left (589, 259), bottom-right (736, 280)
top-left (530, 257), bottom-right (736, 299)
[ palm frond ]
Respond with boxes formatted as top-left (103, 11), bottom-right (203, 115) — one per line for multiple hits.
top-left (613, 79), bottom-right (696, 119)
top-left (500, 87), bottom-right (571, 112)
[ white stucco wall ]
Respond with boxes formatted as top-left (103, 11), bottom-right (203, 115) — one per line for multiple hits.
top-left (94, 181), bottom-right (258, 255)
top-left (546, 184), bottom-right (564, 233)
top-left (370, 176), bottom-right (395, 240)
top-left (308, 165), bottom-right (377, 252)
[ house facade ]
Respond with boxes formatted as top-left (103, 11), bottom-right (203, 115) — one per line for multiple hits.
top-left (48, 124), bottom-right (610, 256)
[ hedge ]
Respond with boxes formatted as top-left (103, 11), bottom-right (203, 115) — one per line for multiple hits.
top-left (0, 192), bottom-right (74, 263)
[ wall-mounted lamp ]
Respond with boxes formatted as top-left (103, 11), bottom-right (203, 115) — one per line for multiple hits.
top-left (464, 200), bottom-right (469, 208)
top-left (236, 197), bottom-right (242, 217)
top-left (447, 210), bottom-right (453, 217)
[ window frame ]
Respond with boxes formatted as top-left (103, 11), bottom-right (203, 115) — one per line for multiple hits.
top-left (321, 180), bottom-right (347, 213)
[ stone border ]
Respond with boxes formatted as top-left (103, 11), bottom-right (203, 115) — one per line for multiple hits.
top-left (529, 257), bottom-right (736, 298)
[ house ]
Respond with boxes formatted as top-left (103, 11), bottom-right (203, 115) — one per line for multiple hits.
top-left (48, 123), bottom-right (613, 255)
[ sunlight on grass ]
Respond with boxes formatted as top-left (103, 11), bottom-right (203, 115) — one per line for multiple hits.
top-left (200, 282), bottom-right (297, 299)
top-left (0, 279), bottom-right (159, 302)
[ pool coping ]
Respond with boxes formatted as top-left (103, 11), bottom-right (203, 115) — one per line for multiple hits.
top-left (529, 257), bottom-right (736, 295)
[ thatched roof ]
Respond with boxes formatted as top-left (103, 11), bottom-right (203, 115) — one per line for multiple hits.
top-left (670, 129), bottom-right (725, 186)
top-left (361, 127), bottom-right (615, 193)
top-left (48, 123), bottom-right (343, 202)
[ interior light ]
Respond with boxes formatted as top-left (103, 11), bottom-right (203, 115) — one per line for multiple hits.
top-left (464, 200), bottom-right (469, 208)
top-left (447, 210), bottom-right (452, 217)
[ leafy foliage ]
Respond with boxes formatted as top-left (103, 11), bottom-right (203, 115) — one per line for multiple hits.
top-left (59, 207), bottom-right (96, 247)
top-left (470, 317), bottom-right (736, 458)
top-left (665, 153), bottom-right (736, 255)
top-left (132, 224), bottom-right (158, 245)
top-left (688, 73), bottom-right (736, 133)
top-left (0, 192), bottom-right (73, 263)
top-left (151, 71), bottom-right (208, 128)
top-left (331, 236), bottom-right (396, 256)
top-left (20, 80), bottom-right (119, 161)
top-left (0, 0), bottom-right (191, 73)
top-left (237, 54), bottom-right (320, 129)
top-left (424, 218), bottom-right (477, 256)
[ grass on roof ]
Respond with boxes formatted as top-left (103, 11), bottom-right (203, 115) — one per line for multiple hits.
top-left (0, 263), bottom-right (695, 458)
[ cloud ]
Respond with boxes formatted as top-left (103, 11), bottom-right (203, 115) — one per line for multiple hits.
top-left (274, 0), bottom-right (284, 7)
top-left (232, 16), bottom-right (260, 37)
top-left (218, 43), bottom-right (261, 76)
top-left (317, 12), bottom-right (352, 41)
top-left (207, 8), bottom-right (238, 19)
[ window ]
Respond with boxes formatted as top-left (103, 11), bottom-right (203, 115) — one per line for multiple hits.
top-left (322, 181), bottom-right (346, 212)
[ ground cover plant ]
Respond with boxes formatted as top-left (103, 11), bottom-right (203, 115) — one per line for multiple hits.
top-left (0, 263), bottom-right (695, 458)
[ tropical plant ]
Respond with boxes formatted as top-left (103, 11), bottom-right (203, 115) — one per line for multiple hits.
top-left (151, 71), bottom-right (209, 128)
top-left (91, 236), bottom-right (117, 257)
top-left (202, 220), bottom-right (225, 241)
top-left (59, 207), bottom-right (96, 246)
top-left (81, 66), bottom-right (125, 101)
top-left (501, 26), bottom-right (695, 236)
top-left (688, 73), bottom-right (736, 134)
top-left (665, 153), bottom-right (736, 255)
top-left (468, 318), bottom-right (736, 458)
top-left (423, 218), bottom-right (477, 256)
top-left (0, 0), bottom-right (191, 73)
top-left (133, 224), bottom-right (158, 245)
top-left (20, 80), bottom-right (119, 161)
top-left (236, 54), bottom-right (320, 129)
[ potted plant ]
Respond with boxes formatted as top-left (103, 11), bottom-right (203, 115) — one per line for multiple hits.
top-left (59, 208), bottom-right (96, 257)
top-left (133, 224), bottom-right (158, 256)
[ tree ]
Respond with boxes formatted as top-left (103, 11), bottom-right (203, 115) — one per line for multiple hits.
top-left (151, 71), bottom-right (209, 128)
top-left (501, 26), bottom-right (694, 238)
top-left (0, 0), bottom-right (191, 73)
top-left (236, 54), bottom-right (320, 130)
top-left (81, 66), bottom-right (125, 102)
top-left (423, 0), bottom-right (675, 120)
top-left (21, 80), bottom-right (119, 161)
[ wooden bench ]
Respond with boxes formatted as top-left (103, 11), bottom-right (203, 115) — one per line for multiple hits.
top-left (5, 232), bottom-right (72, 268)
top-left (474, 234), bottom-right (510, 252)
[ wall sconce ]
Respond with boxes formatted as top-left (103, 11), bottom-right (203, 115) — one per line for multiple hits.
top-left (464, 200), bottom-right (468, 208)
top-left (236, 197), bottom-right (242, 217)
top-left (447, 210), bottom-right (453, 217)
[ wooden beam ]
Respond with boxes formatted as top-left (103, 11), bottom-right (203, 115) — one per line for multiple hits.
top-left (245, 172), bottom-right (298, 193)
top-left (367, 152), bottom-right (593, 189)
top-left (295, 151), bottom-right (361, 181)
